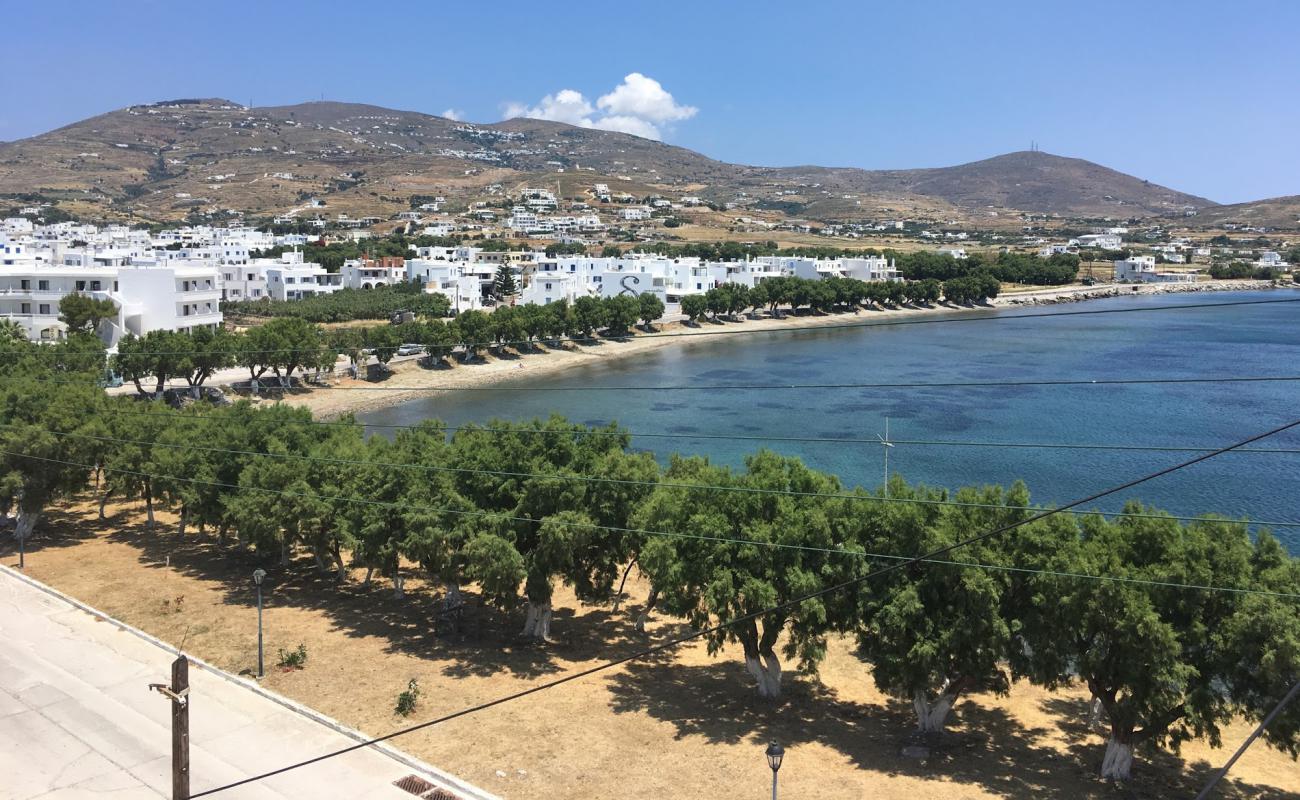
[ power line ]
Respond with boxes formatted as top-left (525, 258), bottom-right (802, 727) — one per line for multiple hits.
top-left (1192, 679), bottom-right (1300, 800)
top-left (10, 446), bottom-right (1298, 602)
top-left (181, 415), bottom-right (1300, 797)
top-left (90, 407), bottom-right (1300, 455)
top-left (35, 373), bottom-right (1300, 393)
top-left (23, 425), bottom-right (1300, 530)
top-left (23, 296), bottom-right (1300, 360)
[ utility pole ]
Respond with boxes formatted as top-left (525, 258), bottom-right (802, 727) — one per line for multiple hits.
top-left (150, 656), bottom-right (190, 800)
top-left (877, 417), bottom-right (894, 497)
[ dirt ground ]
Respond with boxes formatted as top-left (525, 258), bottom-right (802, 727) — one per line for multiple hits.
top-left (4, 498), bottom-right (1297, 800)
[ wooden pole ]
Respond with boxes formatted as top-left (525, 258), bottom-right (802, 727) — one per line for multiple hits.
top-left (171, 656), bottom-right (190, 800)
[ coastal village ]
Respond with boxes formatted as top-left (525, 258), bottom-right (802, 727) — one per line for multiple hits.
top-left (1, 188), bottom-right (1294, 348)
top-left (3, 9), bottom-right (1300, 796)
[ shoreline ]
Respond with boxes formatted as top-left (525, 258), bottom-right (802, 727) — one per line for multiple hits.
top-left (270, 279), bottom-right (1294, 420)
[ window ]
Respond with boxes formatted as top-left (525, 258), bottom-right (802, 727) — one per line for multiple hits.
top-left (20, 280), bottom-right (29, 290)
top-left (38, 280), bottom-right (49, 291)
top-left (38, 304), bottom-right (50, 315)
top-left (91, 281), bottom-right (101, 291)
top-left (21, 303), bottom-right (30, 313)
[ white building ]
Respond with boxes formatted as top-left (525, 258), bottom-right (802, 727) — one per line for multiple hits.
top-left (265, 259), bottom-right (343, 301)
top-left (1114, 256), bottom-right (1196, 283)
top-left (520, 253), bottom-right (901, 308)
top-left (0, 237), bottom-right (222, 345)
top-left (1257, 251), bottom-right (1289, 268)
top-left (341, 257), bottom-right (407, 289)
top-left (1074, 233), bottom-right (1124, 250)
top-left (406, 258), bottom-right (485, 311)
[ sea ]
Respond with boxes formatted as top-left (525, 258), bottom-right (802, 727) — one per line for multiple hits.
top-left (357, 290), bottom-right (1300, 550)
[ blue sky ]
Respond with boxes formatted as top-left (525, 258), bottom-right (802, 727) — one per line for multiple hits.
top-left (4, 0), bottom-right (1297, 204)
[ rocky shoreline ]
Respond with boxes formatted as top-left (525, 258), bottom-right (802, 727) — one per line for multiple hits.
top-left (995, 279), bottom-right (1294, 307)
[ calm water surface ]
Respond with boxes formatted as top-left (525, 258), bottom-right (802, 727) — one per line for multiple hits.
top-left (359, 291), bottom-right (1300, 549)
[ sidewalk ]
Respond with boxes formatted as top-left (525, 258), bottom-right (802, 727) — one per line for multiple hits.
top-left (0, 565), bottom-right (497, 800)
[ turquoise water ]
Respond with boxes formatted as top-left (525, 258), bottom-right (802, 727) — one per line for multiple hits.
top-left (358, 291), bottom-right (1300, 549)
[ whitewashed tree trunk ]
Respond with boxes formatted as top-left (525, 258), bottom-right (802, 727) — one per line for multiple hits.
top-left (1088, 696), bottom-right (1106, 732)
top-left (363, 566), bottom-right (374, 588)
top-left (98, 491), bottom-right (111, 520)
top-left (313, 550), bottom-right (327, 573)
top-left (279, 541), bottom-right (290, 567)
top-left (634, 586), bottom-right (658, 633)
top-left (744, 651), bottom-right (783, 698)
top-left (176, 507), bottom-right (187, 538)
top-left (14, 510), bottom-right (39, 543)
top-left (912, 688), bottom-right (957, 734)
top-left (392, 567), bottom-right (405, 599)
top-left (760, 651), bottom-right (782, 698)
top-left (444, 581), bottom-right (463, 607)
top-left (521, 601), bottom-right (553, 640)
top-left (145, 495), bottom-right (155, 530)
top-left (1100, 738), bottom-right (1134, 780)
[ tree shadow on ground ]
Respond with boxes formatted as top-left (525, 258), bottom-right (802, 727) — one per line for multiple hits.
top-left (0, 506), bottom-right (105, 560)
top-left (1040, 696), bottom-right (1300, 799)
top-left (606, 659), bottom-right (1298, 799)
top-left (80, 499), bottom-right (686, 680)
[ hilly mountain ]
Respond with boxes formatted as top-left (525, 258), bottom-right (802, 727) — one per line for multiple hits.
top-left (1182, 195), bottom-right (1300, 229)
top-left (0, 98), bottom-right (1217, 225)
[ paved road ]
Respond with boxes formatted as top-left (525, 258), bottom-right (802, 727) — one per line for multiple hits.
top-left (0, 567), bottom-right (492, 799)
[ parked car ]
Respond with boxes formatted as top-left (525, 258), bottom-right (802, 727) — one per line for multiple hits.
top-left (396, 344), bottom-right (423, 357)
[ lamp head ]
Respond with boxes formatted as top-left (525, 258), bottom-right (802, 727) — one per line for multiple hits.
top-left (765, 741), bottom-right (784, 773)
top-left (253, 568), bottom-right (266, 586)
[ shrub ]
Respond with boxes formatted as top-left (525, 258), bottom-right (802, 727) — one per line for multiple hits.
top-left (277, 644), bottom-right (308, 670)
top-left (395, 678), bottom-right (421, 716)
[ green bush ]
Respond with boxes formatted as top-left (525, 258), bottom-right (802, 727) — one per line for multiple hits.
top-left (224, 284), bottom-right (450, 323)
top-left (395, 678), bottom-right (421, 717)
top-left (277, 644), bottom-right (308, 670)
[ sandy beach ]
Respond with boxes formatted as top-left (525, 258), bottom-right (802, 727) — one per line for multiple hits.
top-left (260, 279), bottom-right (1293, 420)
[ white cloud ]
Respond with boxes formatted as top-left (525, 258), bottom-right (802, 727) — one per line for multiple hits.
top-left (597, 73), bottom-right (697, 124)
top-left (507, 88), bottom-right (596, 127)
top-left (501, 74), bottom-right (695, 140)
top-left (441, 108), bottom-right (465, 121)
top-left (591, 114), bottom-right (662, 140)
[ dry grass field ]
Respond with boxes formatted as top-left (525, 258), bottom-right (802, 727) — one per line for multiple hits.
top-left (4, 497), bottom-right (1298, 800)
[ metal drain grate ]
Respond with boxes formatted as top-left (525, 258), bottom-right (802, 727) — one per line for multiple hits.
top-left (422, 790), bottom-right (458, 800)
top-left (393, 774), bottom-right (434, 795)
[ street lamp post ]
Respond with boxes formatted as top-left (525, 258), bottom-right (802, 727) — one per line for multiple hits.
top-left (765, 742), bottom-right (784, 800)
top-left (253, 568), bottom-right (266, 679)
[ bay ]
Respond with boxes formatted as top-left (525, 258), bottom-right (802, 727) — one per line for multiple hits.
top-left (358, 291), bottom-right (1300, 549)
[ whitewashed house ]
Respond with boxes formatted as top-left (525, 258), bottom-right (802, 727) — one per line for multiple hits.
top-left (1114, 256), bottom-right (1196, 283)
top-left (341, 257), bottom-right (407, 289)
